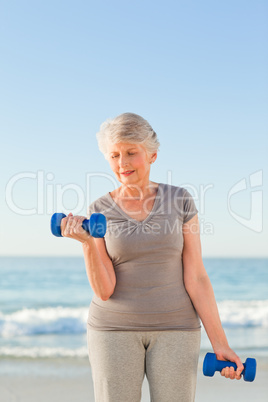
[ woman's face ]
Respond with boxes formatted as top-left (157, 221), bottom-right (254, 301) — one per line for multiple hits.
top-left (107, 142), bottom-right (156, 187)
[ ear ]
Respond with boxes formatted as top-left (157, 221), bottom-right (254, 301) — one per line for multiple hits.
top-left (150, 152), bottom-right (157, 164)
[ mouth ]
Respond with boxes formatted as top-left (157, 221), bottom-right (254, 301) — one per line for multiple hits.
top-left (121, 170), bottom-right (135, 176)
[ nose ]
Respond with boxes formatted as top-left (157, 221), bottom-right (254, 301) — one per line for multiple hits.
top-left (118, 155), bottom-right (129, 167)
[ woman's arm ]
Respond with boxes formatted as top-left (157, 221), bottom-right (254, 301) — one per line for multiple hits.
top-left (182, 214), bottom-right (244, 380)
top-left (61, 213), bottom-right (116, 301)
top-left (82, 237), bottom-right (116, 301)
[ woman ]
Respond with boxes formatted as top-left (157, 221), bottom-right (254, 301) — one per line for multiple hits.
top-left (61, 113), bottom-right (243, 402)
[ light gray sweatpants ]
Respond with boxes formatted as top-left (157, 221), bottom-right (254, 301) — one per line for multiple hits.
top-left (87, 326), bottom-right (201, 402)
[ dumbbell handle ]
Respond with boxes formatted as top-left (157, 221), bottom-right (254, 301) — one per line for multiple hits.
top-left (215, 360), bottom-right (242, 373)
top-left (81, 220), bottom-right (91, 233)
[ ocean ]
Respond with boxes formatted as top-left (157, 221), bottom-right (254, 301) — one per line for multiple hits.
top-left (0, 257), bottom-right (267, 363)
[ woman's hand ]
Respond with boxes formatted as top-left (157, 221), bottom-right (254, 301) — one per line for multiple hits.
top-left (61, 213), bottom-right (91, 244)
top-left (215, 346), bottom-right (244, 380)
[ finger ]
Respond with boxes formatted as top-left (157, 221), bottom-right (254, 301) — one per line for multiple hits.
top-left (229, 366), bottom-right (236, 380)
top-left (69, 217), bottom-right (79, 236)
top-left (235, 360), bottom-right (244, 378)
top-left (68, 217), bottom-right (85, 236)
top-left (223, 367), bottom-right (230, 379)
top-left (76, 218), bottom-right (86, 233)
top-left (235, 365), bottom-right (244, 380)
top-left (61, 217), bottom-right (68, 235)
top-left (63, 216), bottom-right (76, 237)
top-left (71, 218), bottom-right (83, 235)
top-left (235, 371), bottom-right (242, 380)
top-left (62, 215), bottom-right (86, 237)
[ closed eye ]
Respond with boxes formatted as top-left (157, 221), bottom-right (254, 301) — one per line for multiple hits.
top-left (111, 153), bottom-right (136, 159)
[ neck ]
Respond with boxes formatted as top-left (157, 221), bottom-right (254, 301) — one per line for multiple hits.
top-left (119, 181), bottom-right (157, 200)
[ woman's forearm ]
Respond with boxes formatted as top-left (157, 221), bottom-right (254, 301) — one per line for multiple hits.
top-left (186, 274), bottom-right (229, 352)
top-left (82, 238), bottom-right (116, 301)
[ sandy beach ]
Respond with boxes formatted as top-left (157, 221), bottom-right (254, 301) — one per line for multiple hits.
top-left (1, 355), bottom-right (267, 402)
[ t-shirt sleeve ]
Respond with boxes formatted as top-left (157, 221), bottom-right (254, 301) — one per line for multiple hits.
top-left (183, 189), bottom-right (198, 223)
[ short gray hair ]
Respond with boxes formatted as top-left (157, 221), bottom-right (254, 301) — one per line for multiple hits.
top-left (96, 112), bottom-right (160, 159)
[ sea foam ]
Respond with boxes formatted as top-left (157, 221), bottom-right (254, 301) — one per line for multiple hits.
top-left (0, 306), bottom-right (88, 337)
top-left (0, 300), bottom-right (268, 338)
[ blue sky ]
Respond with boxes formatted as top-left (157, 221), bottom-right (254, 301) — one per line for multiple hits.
top-left (1, 0), bottom-right (267, 257)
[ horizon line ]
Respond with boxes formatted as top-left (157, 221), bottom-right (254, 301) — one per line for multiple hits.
top-left (0, 255), bottom-right (267, 259)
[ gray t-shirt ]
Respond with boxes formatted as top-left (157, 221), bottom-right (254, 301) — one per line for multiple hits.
top-left (87, 183), bottom-right (201, 331)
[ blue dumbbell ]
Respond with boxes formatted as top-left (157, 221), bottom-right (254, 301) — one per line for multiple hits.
top-left (203, 352), bottom-right (256, 382)
top-left (51, 213), bottom-right (106, 238)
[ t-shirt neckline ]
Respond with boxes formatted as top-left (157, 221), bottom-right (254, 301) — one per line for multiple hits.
top-left (106, 182), bottom-right (163, 224)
